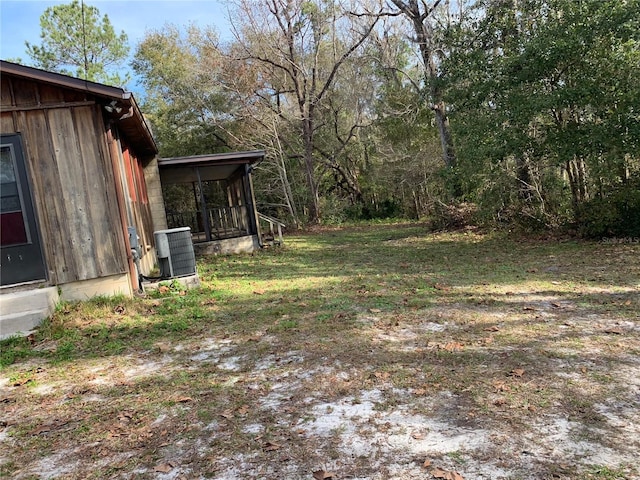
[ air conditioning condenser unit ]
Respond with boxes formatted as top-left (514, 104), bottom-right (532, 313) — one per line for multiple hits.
top-left (154, 227), bottom-right (197, 279)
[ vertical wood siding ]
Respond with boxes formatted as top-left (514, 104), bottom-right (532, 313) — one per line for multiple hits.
top-left (114, 137), bottom-right (156, 261)
top-left (1, 76), bottom-right (128, 284)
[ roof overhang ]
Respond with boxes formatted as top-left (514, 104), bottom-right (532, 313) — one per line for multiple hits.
top-left (0, 60), bottom-right (158, 157)
top-left (158, 150), bottom-right (265, 183)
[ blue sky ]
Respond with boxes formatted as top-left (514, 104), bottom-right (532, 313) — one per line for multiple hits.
top-left (0, 0), bottom-right (233, 91)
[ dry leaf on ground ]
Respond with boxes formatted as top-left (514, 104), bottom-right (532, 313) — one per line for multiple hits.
top-left (313, 469), bottom-right (335, 479)
top-left (431, 467), bottom-right (465, 479)
top-left (154, 463), bottom-right (173, 473)
top-left (237, 405), bottom-right (250, 415)
top-left (443, 341), bottom-right (464, 352)
top-left (604, 328), bottom-right (624, 335)
top-left (263, 441), bottom-right (281, 451)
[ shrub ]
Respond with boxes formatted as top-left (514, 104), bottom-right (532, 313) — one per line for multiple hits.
top-left (427, 202), bottom-right (479, 231)
top-left (577, 180), bottom-right (640, 238)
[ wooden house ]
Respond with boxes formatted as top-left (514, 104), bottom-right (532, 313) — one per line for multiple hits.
top-left (0, 60), bottom-right (167, 336)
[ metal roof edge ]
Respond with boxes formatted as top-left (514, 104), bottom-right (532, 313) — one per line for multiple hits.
top-left (0, 60), bottom-right (126, 100)
top-left (159, 150), bottom-right (266, 166)
top-left (0, 60), bottom-right (158, 156)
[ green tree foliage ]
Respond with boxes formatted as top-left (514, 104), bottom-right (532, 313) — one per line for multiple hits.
top-left (361, 23), bottom-right (444, 219)
top-left (444, 0), bottom-right (640, 233)
top-left (230, 0), bottom-right (381, 223)
top-left (25, 0), bottom-right (129, 85)
top-left (132, 25), bottom-right (237, 157)
top-left (131, 0), bottom-right (639, 233)
top-left (387, 0), bottom-right (459, 173)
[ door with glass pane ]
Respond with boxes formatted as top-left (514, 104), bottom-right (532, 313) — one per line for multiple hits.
top-left (0, 134), bottom-right (46, 285)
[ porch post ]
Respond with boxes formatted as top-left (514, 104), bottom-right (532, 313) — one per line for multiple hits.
top-left (244, 164), bottom-right (260, 237)
top-left (196, 167), bottom-right (212, 242)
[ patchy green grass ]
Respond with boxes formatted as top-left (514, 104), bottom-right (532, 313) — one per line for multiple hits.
top-left (1, 223), bottom-right (639, 479)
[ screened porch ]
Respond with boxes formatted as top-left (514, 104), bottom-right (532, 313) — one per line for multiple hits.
top-left (158, 151), bottom-right (264, 244)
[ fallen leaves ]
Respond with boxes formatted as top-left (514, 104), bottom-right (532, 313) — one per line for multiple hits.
top-left (10, 367), bottom-right (44, 387)
top-left (373, 371), bottom-right (390, 381)
top-left (154, 462), bottom-right (174, 473)
top-left (30, 420), bottom-right (70, 436)
top-left (422, 458), bottom-right (464, 479)
top-left (11, 376), bottom-right (35, 387)
top-left (262, 441), bottom-right (282, 452)
top-left (30, 424), bottom-right (52, 436)
top-left (604, 327), bottom-right (624, 335)
top-left (431, 467), bottom-right (465, 480)
top-left (220, 409), bottom-right (234, 419)
top-left (492, 380), bottom-right (511, 392)
top-left (312, 469), bottom-right (336, 479)
top-left (442, 341), bottom-right (464, 352)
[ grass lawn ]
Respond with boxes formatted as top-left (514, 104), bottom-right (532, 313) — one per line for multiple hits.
top-left (1, 223), bottom-right (639, 479)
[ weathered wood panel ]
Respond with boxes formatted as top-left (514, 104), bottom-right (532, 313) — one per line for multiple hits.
top-left (93, 117), bottom-right (130, 276)
top-left (16, 109), bottom-right (77, 284)
top-left (118, 137), bottom-right (155, 261)
top-left (0, 76), bottom-right (13, 108)
top-left (48, 107), bottom-right (95, 280)
top-left (1, 112), bottom-right (15, 133)
top-left (11, 78), bottom-right (39, 107)
top-left (73, 105), bottom-right (126, 277)
top-left (62, 88), bottom-right (86, 104)
top-left (2, 73), bottom-right (148, 287)
top-left (38, 83), bottom-right (65, 104)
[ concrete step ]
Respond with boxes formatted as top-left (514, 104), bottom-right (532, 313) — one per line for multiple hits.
top-left (0, 309), bottom-right (48, 340)
top-left (0, 287), bottom-right (58, 314)
top-left (0, 287), bottom-right (59, 340)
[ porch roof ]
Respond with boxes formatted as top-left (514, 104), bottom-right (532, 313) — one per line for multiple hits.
top-left (158, 150), bottom-right (265, 183)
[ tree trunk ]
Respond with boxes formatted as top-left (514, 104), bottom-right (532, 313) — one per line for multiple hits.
top-left (303, 118), bottom-right (320, 223)
top-left (566, 156), bottom-right (588, 215)
top-left (272, 122), bottom-right (300, 227)
top-left (393, 0), bottom-right (457, 169)
top-left (433, 101), bottom-right (456, 169)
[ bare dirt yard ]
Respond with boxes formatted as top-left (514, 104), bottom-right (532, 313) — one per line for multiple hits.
top-left (1, 225), bottom-right (639, 479)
